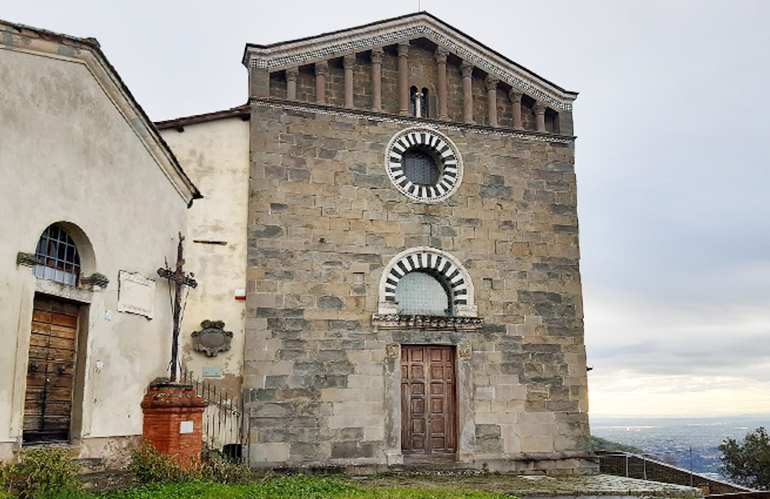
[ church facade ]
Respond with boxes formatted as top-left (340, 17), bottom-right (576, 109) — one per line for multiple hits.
top-left (161, 12), bottom-right (592, 472)
top-left (1, 12), bottom-right (591, 473)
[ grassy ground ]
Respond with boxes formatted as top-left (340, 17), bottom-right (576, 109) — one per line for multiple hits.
top-left (4, 475), bottom-right (510, 499)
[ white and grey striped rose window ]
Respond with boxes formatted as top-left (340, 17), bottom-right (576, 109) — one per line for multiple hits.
top-left (385, 127), bottom-right (463, 203)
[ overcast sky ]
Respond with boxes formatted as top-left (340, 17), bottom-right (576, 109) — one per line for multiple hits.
top-left (5, 0), bottom-right (770, 418)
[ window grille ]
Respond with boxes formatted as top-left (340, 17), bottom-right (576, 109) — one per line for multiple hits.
top-left (33, 225), bottom-right (81, 286)
top-left (395, 271), bottom-right (451, 316)
top-left (402, 149), bottom-right (440, 185)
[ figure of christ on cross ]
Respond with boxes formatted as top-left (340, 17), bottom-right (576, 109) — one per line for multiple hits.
top-left (157, 233), bottom-right (198, 382)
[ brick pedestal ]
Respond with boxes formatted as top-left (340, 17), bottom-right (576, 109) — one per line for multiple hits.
top-left (141, 378), bottom-right (207, 467)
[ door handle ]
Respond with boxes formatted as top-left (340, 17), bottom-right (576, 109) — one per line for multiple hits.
top-left (57, 366), bottom-right (66, 375)
top-left (30, 362), bottom-right (39, 372)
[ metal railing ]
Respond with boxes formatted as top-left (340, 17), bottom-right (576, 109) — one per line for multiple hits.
top-left (596, 451), bottom-right (750, 495)
top-left (180, 366), bottom-right (251, 464)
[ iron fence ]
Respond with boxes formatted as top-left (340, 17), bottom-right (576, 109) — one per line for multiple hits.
top-left (180, 366), bottom-right (251, 464)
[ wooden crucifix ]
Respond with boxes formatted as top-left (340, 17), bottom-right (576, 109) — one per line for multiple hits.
top-left (157, 233), bottom-right (197, 382)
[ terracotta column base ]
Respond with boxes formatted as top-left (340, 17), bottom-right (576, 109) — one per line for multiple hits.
top-left (141, 378), bottom-right (207, 468)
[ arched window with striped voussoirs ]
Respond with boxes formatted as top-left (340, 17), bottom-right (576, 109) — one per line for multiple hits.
top-left (378, 247), bottom-right (477, 317)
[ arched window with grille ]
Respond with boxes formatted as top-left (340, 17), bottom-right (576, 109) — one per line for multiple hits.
top-left (395, 270), bottom-right (452, 316)
top-left (33, 224), bottom-right (81, 286)
top-left (378, 248), bottom-right (478, 317)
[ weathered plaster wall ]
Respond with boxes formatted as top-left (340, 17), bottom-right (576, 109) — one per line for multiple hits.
top-left (244, 101), bottom-right (590, 471)
top-left (160, 118), bottom-right (250, 392)
top-left (0, 46), bottom-right (188, 460)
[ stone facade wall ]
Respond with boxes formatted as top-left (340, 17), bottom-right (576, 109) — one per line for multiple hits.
top-left (296, 66), bottom-right (316, 103)
top-left (352, 53), bottom-right (372, 110)
top-left (446, 59), bottom-right (465, 123)
top-left (244, 101), bottom-right (589, 470)
top-left (380, 49), bottom-right (400, 115)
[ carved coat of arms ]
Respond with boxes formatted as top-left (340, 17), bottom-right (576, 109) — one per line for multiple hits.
top-left (191, 320), bottom-right (233, 357)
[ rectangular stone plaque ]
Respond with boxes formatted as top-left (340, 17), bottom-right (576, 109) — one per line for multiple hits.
top-left (117, 271), bottom-right (156, 319)
top-left (180, 421), bottom-right (193, 434)
top-left (202, 367), bottom-right (222, 378)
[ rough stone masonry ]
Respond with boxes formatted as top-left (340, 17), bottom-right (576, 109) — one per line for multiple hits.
top-left (240, 13), bottom-right (593, 473)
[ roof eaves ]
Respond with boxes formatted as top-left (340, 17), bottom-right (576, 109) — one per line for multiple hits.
top-left (155, 104), bottom-right (250, 130)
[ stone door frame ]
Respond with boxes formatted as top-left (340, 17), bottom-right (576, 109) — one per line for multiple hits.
top-left (383, 330), bottom-right (475, 465)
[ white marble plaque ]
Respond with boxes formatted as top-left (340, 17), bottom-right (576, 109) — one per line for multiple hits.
top-left (118, 271), bottom-right (156, 319)
top-left (180, 421), bottom-right (193, 434)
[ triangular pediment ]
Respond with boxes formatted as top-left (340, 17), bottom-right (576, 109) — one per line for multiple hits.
top-left (242, 12), bottom-right (576, 111)
top-left (0, 19), bottom-right (200, 203)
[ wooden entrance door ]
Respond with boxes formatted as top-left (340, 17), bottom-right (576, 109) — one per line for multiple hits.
top-left (23, 295), bottom-right (79, 443)
top-left (401, 345), bottom-right (456, 459)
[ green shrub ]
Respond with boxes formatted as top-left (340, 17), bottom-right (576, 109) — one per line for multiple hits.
top-left (16, 447), bottom-right (81, 499)
top-left (0, 460), bottom-right (13, 488)
top-left (127, 443), bottom-right (189, 483)
top-left (198, 454), bottom-right (252, 485)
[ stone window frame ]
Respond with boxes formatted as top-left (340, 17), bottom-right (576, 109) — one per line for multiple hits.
top-left (377, 247), bottom-right (477, 318)
top-left (384, 127), bottom-right (463, 203)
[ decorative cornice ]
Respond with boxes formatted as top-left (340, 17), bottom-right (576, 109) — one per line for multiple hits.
top-left (372, 314), bottom-right (484, 330)
top-left (17, 252), bottom-right (40, 267)
top-left (250, 98), bottom-right (575, 144)
top-left (244, 15), bottom-right (576, 111)
top-left (81, 272), bottom-right (110, 288)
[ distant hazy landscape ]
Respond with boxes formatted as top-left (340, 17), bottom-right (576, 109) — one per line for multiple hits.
top-left (590, 414), bottom-right (770, 480)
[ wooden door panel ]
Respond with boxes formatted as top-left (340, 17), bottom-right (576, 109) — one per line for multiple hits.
top-left (401, 345), bottom-right (456, 458)
top-left (23, 296), bottom-right (77, 443)
top-left (51, 301), bottom-right (79, 316)
top-left (31, 322), bottom-right (51, 334)
top-left (32, 310), bottom-right (52, 323)
top-left (28, 346), bottom-right (50, 361)
top-left (50, 314), bottom-right (77, 328)
top-left (49, 325), bottom-right (77, 340)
